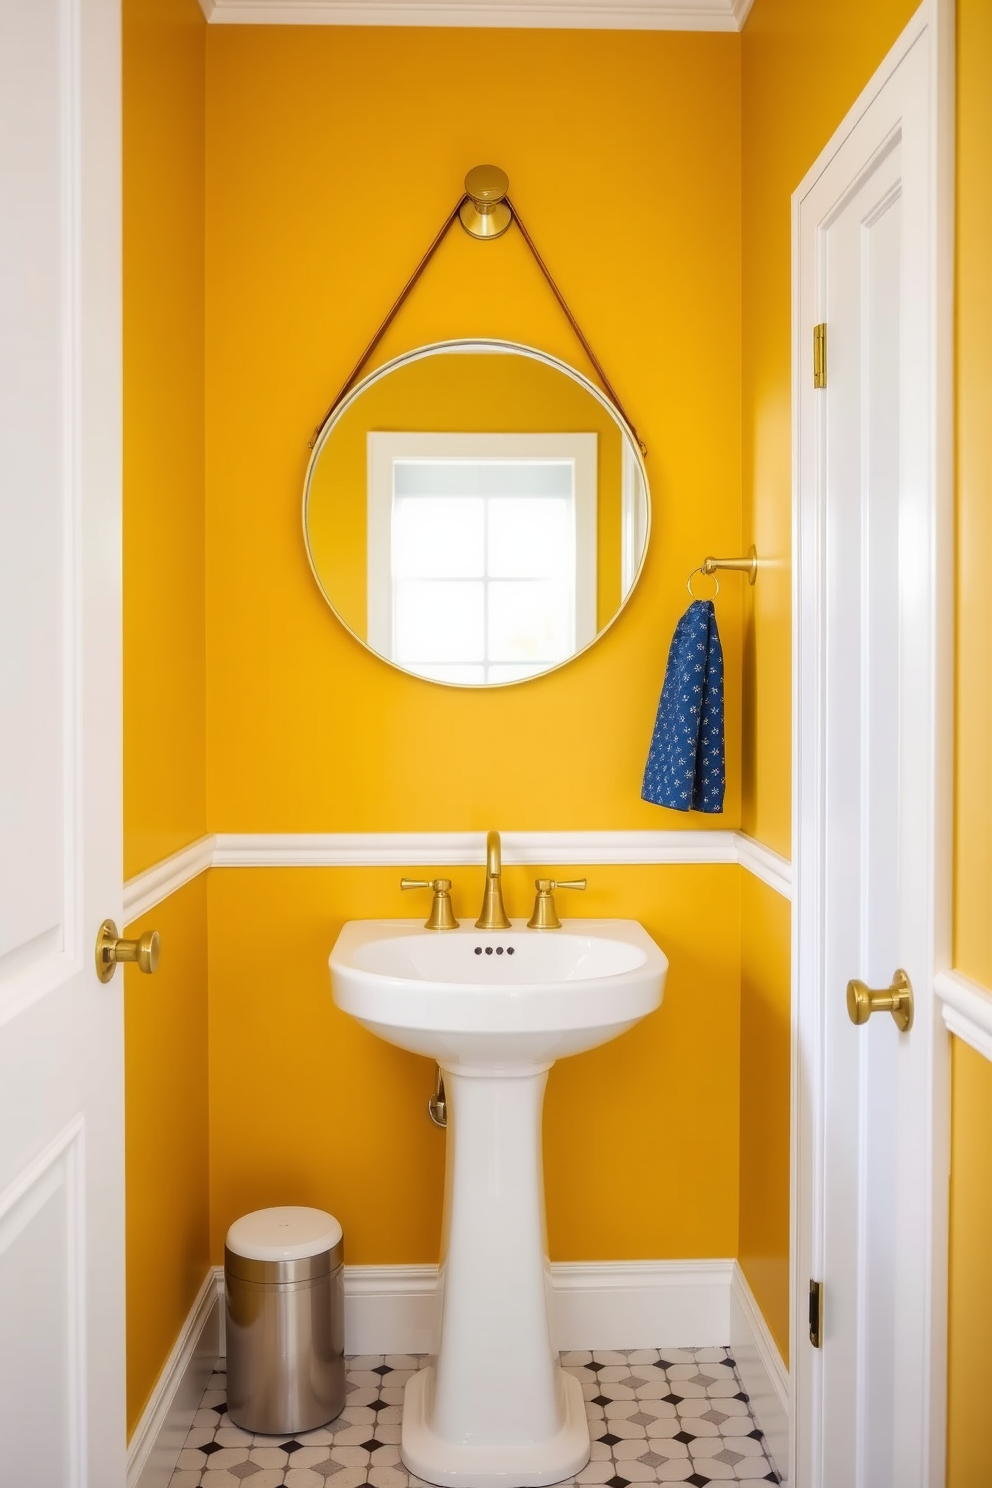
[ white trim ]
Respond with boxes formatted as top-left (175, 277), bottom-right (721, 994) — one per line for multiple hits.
top-left (736, 834), bottom-right (792, 899)
top-left (730, 1264), bottom-right (789, 1483)
top-left (342, 1264), bottom-right (440, 1355)
top-left (549, 1259), bottom-right (735, 1352)
top-left (123, 836), bottom-right (213, 926)
top-left (212, 1256), bottom-right (739, 1354)
top-left (198, 0), bottom-right (752, 31)
top-left (935, 969), bottom-right (992, 1064)
top-left (212, 829), bottom-right (741, 868)
top-left (124, 830), bottom-right (792, 915)
top-left (128, 1270), bottom-right (220, 1488)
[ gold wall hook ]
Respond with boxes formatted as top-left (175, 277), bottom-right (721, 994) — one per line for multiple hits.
top-left (701, 545), bottom-right (759, 584)
top-left (400, 878), bottom-right (459, 930)
top-left (95, 919), bottom-right (160, 983)
top-left (846, 968), bottom-right (914, 1032)
top-left (458, 165), bottom-right (512, 240)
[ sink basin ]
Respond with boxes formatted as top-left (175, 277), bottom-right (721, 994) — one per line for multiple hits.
top-left (329, 916), bottom-right (667, 1488)
top-left (331, 918), bottom-right (666, 1067)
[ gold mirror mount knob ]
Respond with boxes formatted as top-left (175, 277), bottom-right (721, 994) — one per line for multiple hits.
top-left (459, 164), bottom-right (513, 241)
top-left (846, 968), bottom-right (914, 1032)
top-left (95, 920), bottom-right (161, 983)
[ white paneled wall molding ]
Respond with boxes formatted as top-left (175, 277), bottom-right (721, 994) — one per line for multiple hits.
top-left (934, 969), bottom-right (992, 1064)
top-left (197, 0), bottom-right (755, 34)
top-left (123, 829), bottom-right (792, 923)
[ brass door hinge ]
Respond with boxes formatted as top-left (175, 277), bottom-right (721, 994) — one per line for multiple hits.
top-left (809, 1278), bottom-right (823, 1348)
top-left (813, 323), bottom-right (827, 388)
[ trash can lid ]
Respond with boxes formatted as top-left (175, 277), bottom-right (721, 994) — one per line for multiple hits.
top-left (226, 1206), bottom-right (342, 1262)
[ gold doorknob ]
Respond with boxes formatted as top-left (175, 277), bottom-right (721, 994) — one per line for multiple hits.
top-left (95, 919), bottom-right (161, 983)
top-left (846, 968), bottom-right (913, 1032)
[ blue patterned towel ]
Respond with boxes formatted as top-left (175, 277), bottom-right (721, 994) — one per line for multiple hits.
top-left (641, 599), bottom-right (725, 813)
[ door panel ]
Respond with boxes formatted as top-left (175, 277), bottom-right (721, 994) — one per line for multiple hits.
top-left (0, 1), bottom-right (124, 1483)
top-left (794, 12), bottom-right (950, 1487)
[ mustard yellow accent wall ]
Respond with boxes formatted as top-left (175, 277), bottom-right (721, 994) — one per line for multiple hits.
top-left (305, 349), bottom-right (625, 638)
top-left (207, 864), bottom-right (740, 1264)
top-left (947, 1039), bottom-right (992, 1488)
top-left (204, 26), bottom-right (743, 833)
top-left (124, 877), bottom-right (210, 1438)
top-left (122, 0), bottom-right (209, 1439)
top-left (123, 0), bottom-right (207, 880)
top-left (946, 2), bottom-right (992, 1482)
top-left (738, 871), bottom-right (790, 1363)
top-left (740, 0), bottom-right (919, 857)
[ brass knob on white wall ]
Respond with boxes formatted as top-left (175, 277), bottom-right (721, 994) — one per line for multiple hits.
top-left (846, 968), bottom-right (913, 1032)
top-left (95, 919), bottom-right (161, 983)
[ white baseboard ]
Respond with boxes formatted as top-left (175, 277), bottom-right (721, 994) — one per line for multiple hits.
top-left (549, 1260), bottom-right (735, 1351)
top-left (200, 1259), bottom-right (737, 1356)
top-left (128, 1269), bottom-right (220, 1488)
top-left (133, 1260), bottom-right (789, 1482)
top-left (730, 1263), bottom-right (789, 1484)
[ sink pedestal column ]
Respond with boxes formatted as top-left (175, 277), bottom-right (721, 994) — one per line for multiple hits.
top-left (400, 1063), bottom-right (590, 1488)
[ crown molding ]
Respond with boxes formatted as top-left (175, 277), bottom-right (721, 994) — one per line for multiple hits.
top-left (197, 0), bottom-right (754, 31)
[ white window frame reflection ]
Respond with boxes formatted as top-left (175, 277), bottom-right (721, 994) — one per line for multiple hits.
top-left (367, 432), bottom-right (597, 684)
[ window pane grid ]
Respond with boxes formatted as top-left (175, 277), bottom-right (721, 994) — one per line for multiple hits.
top-left (390, 461), bottom-right (575, 677)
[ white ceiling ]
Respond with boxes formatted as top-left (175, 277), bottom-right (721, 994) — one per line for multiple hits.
top-left (197, 0), bottom-right (753, 31)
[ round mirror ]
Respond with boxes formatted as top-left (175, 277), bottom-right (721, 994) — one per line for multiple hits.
top-left (303, 340), bottom-right (650, 687)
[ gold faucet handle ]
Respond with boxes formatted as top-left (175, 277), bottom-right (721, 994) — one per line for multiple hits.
top-left (400, 877), bottom-right (459, 931)
top-left (527, 878), bottom-right (586, 930)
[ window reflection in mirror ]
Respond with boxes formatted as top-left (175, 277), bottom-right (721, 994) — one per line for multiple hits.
top-left (303, 342), bottom-right (649, 688)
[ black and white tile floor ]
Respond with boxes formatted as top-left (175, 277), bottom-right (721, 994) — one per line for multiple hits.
top-left (169, 1349), bottom-right (782, 1488)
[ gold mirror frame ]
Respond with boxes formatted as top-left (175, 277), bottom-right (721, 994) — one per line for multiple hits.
top-left (302, 338), bottom-right (652, 689)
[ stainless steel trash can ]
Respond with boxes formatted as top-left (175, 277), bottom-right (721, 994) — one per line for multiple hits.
top-left (225, 1206), bottom-right (346, 1435)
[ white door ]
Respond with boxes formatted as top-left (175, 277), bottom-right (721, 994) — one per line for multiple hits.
top-left (0, 2), bottom-right (125, 1484)
top-left (793, 4), bottom-right (952, 1487)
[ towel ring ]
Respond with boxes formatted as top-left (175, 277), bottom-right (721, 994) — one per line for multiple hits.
top-left (687, 566), bottom-right (719, 599)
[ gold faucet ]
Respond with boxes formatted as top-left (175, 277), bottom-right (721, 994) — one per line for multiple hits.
top-left (475, 830), bottom-right (511, 930)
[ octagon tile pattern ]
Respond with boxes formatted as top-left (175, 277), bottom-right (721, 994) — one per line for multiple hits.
top-left (167, 1348), bottom-right (782, 1488)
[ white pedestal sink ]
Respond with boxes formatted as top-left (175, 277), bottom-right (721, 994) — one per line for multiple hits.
top-left (330, 919), bottom-right (667, 1488)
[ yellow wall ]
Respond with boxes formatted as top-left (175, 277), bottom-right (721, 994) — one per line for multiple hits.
top-left (946, 1), bottom-right (992, 1482)
top-left (122, 0), bottom-right (209, 1437)
top-left (738, 871), bottom-right (791, 1362)
top-left (201, 27), bottom-right (745, 1270)
top-left (123, 0), bottom-right (208, 880)
top-left (306, 349), bottom-right (625, 637)
top-left (740, 0), bottom-right (919, 857)
top-left (205, 26), bottom-right (743, 834)
top-left (207, 864), bottom-right (740, 1264)
top-left (124, 881), bottom-right (210, 1437)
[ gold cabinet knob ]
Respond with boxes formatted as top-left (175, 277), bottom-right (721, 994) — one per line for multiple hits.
top-left (400, 877), bottom-right (459, 931)
top-left (95, 919), bottom-right (161, 983)
top-left (846, 968), bottom-right (913, 1032)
